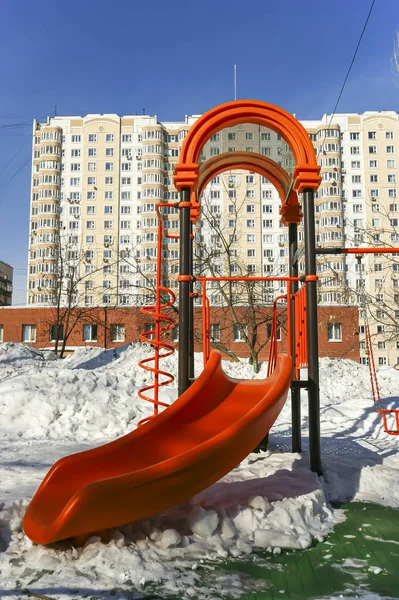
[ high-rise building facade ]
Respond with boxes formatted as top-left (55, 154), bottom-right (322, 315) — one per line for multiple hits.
top-left (27, 110), bottom-right (399, 366)
top-left (0, 260), bottom-right (13, 306)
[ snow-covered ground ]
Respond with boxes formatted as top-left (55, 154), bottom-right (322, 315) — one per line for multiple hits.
top-left (0, 342), bottom-right (398, 599)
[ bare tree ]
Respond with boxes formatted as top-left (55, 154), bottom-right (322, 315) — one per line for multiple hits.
top-left (193, 181), bottom-right (287, 373)
top-left (38, 227), bottom-right (119, 357)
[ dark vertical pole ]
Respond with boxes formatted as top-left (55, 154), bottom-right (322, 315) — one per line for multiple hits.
top-left (178, 188), bottom-right (191, 396)
top-left (303, 188), bottom-right (322, 475)
top-left (188, 221), bottom-right (195, 380)
top-left (289, 223), bottom-right (301, 453)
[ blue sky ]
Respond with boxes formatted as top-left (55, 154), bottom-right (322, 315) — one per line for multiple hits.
top-left (0, 0), bottom-right (398, 304)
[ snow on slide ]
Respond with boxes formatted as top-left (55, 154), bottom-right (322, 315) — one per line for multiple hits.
top-left (23, 350), bottom-right (293, 544)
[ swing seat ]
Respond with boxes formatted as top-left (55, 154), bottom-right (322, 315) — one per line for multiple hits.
top-left (376, 409), bottom-right (399, 435)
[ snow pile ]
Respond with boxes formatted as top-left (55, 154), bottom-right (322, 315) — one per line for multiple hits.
top-left (0, 367), bottom-right (157, 441)
top-left (0, 342), bottom-right (399, 599)
top-left (0, 454), bottom-right (344, 599)
top-left (0, 342), bottom-right (50, 383)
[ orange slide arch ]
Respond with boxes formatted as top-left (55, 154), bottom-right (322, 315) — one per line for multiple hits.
top-left (175, 100), bottom-right (321, 222)
top-left (197, 151), bottom-right (302, 225)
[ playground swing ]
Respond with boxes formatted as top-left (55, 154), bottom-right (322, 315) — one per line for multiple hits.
top-left (356, 254), bottom-right (399, 435)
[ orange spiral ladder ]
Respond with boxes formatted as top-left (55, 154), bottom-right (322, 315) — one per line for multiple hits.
top-left (137, 203), bottom-right (178, 426)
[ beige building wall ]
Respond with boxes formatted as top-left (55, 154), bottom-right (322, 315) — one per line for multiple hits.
top-left (27, 110), bottom-right (399, 366)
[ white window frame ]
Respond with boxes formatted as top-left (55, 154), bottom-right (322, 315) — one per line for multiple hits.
top-left (327, 323), bottom-right (342, 342)
top-left (83, 324), bottom-right (98, 342)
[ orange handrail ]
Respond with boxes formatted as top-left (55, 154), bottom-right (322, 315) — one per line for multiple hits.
top-left (137, 203), bottom-right (178, 426)
top-left (267, 294), bottom-right (288, 377)
top-left (294, 285), bottom-right (307, 377)
top-left (200, 280), bottom-right (211, 366)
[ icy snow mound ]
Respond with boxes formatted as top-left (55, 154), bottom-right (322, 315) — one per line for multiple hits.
top-left (0, 367), bottom-right (167, 441)
top-left (66, 341), bottom-right (269, 382)
top-left (0, 454), bottom-right (344, 600)
top-left (0, 342), bottom-right (50, 383)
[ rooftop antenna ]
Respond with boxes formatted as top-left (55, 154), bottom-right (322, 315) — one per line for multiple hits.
top-left (143, 108), bottom-right (145, 115)
top-left (234, 65), bottom-right (237, 101)
top-left (54, 104), bottom-right (57, 117)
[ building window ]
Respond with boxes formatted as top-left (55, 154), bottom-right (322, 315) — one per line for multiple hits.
top-left (210, 323), bottom-right (220, 342)
top-left (327, 323), bottom-right (342, 342)
top-left (144, 322), bottom-right (155, 340)
top-left (83, 324), bottom-right (98, 342)
top-left (105, 162), bottom-right (114, 171)
top-left (103, 295), bottom-right (111, 304)
top-left (105, 147), bottom-right (114, 157)
top-left (87, 177), bottom-right (96, 185)
top-left (106, 134), bottom-right (114, 142)
top-left (233, 324), bottom-right (247, 342)
top-left (22, 324), bottom-right (36, 342)
top-left (386, 145), bottom-right (395, 154)
top-left (111, 324), bottom-right (125, 342)
top-left (88, 162), bottom-right (96, 171)
top-left (105, 176), bottom-right (113, 185)
top-left (50, 324), bottom-right (64, 341)
top-left (266, 323), bottom-right (282, 341)
top-left (88, 134), bottom-right (97, 142)
top-left (378, 357), bottom-right (387, 366)
top-left (88, 148), bottom-right (97, 156)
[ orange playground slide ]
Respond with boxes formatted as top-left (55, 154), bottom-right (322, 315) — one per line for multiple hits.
top-left (23, 351), bottom-right (293, 545)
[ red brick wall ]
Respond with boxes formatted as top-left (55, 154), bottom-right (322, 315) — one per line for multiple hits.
top-left (0, 304), bottom-right (360, 363)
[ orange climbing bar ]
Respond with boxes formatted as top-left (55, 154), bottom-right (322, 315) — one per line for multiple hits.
top-left (196, 276), bottom-right (301, 282)
top-left (317, 247), bottom-right (399, 255)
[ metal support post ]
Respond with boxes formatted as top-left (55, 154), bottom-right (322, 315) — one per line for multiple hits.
top-left (289, 223), bottom-right (301, 453)
top-left (178, 188), bottom-right (192, 396)
top-left (188, 222), bottom-right (195, 380)
top-left (303, 188), bottom-right (322, 475)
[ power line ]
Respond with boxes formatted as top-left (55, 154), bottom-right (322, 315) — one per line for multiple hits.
top-left (0, 137), bottom-right (30, 177)
top-left (317, 0), bottom-right (376, 158)
top-left (0, 156), bottom-right (31, 205)
top-left (328, 0), bottom-right (376, 126)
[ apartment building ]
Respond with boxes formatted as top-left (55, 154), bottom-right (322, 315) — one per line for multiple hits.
top-left (27, 110), bottom-right (399, 365)
top-left (0, 260), bottom-right (13, 306)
